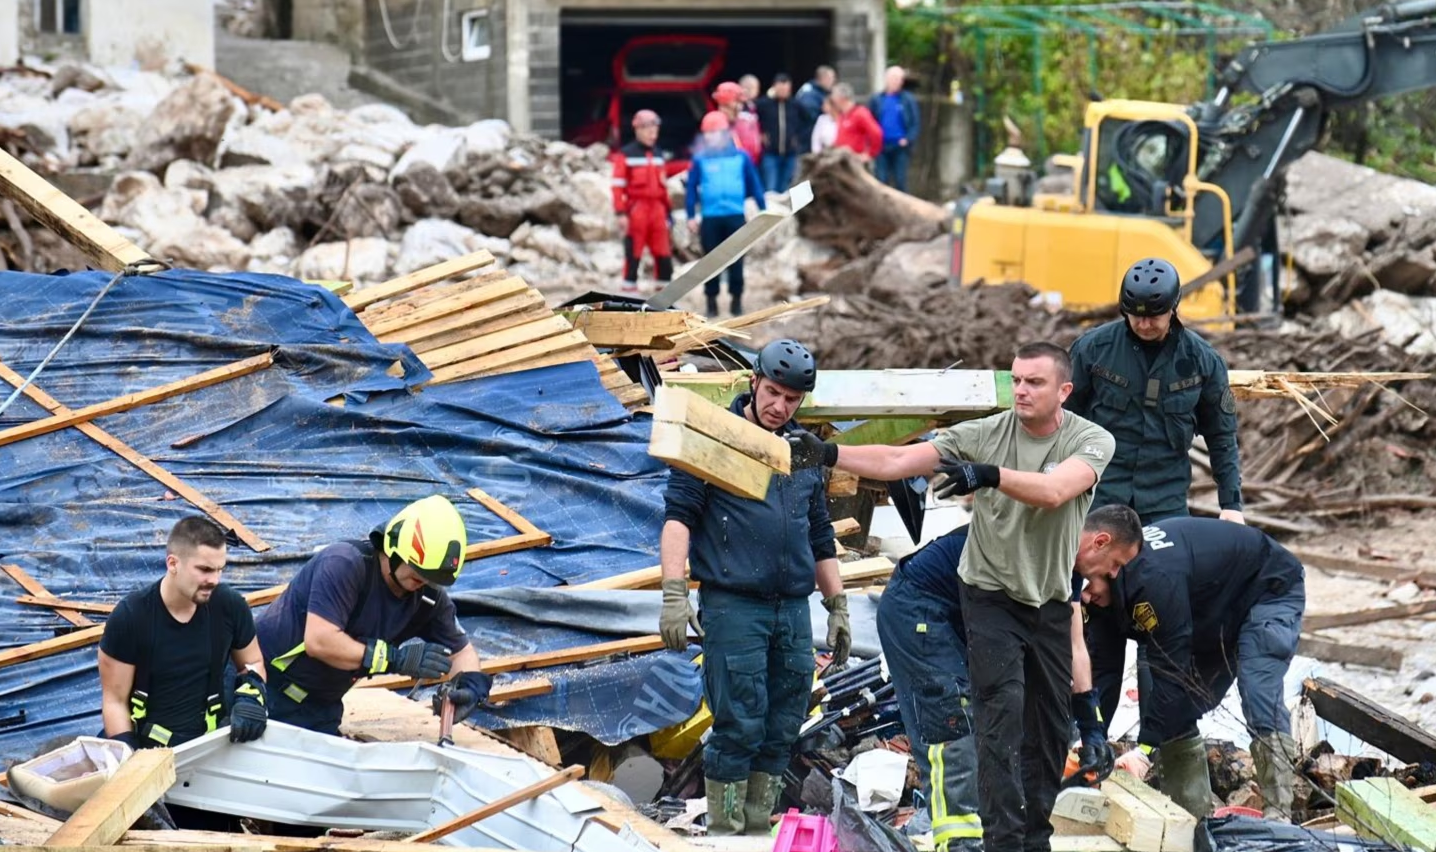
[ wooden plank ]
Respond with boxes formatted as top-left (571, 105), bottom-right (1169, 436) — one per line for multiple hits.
top-left (652, 384), bottom-right (791, 474)
top-left (425, 330), bottom-right (594, 385)
top-left (1305, 599), bottom-right (1436, 630)
top-left (839, 556), bottom-right (894, 585)
top-left (567, 309), bottom-right (695, 349)
top-left (1303, 677), bottom-right (1436, 764)
top-left (1336, 777), bottom-right (1436, 851)
top-left (343, 249), bottom-right (495, 311)
top-left (244, 585), bottom-right (287, 607)
top-left (45, 748), bottom-right (176, 846)
top-left (389, 291), bottom-right (547, 351)
top-left (2, 564), bottom-right (94, 626)
top-left (403, 764), bottom-right (586, 843)
top-left (648, 420), bottom-right (773, 501)
top-left (0, 353), bottom-right (274, 448)
top-left (355, 675), bottom-right (554, 702)
top-left (1101, 772), bottom-right (1168, 852)
top-left (565, 565), bottom-right (665, 591)
top-left (831, 417), bottom-right (937, 447)
top-left (0, 148), bottom-right (150, 272)
top-left (1052, 787), bottom-right (1111, 825)
top-left (1289, 547), bottom-right (1436, 588)
top-left (663, 369), bottom-right (1007, 421)
top-left (827, 468), bottom-right (859, 496)
top-left (423, 315), bottom-right (578, 370)
top-left (361, 268), bottom-right (513, 324)
top-left (1297, 634), bottom-right (1403, 671)
top-left (15, 594), bottom-right (114, 615)
top-left (831, 517), bottom-right (861, 538)
top-left (494, 725), bottom-right (563, 767)
top-left (1107, 768), bottom-right (1197, 852)
top-left (0, 361), bottom-right (270, 552)
top-left (465, 486), bottom-right (552, 561)
top-left (366, 276), bottom-right (531, 337)
top-left (481, 636), bottom-right (666, 674)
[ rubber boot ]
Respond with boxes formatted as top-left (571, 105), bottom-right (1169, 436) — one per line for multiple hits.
top-left (1252, 732), bottom-right (1298, 821)
top-left (705, 778), bottom-right (747, 837)
top-left (705, 295), bottom-right (719, 320)
top-left (1157, 735), bottom-right (1214, 818)
top-left (730, 295), bottom-right (743, 317)
top-left (742, 772), bottom-right (781, 836)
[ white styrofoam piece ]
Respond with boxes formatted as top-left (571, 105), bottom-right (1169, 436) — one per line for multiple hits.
top-left (168, 723), bottom-right (630, 850)
top-left (807, 370), bottom-right (999, 417)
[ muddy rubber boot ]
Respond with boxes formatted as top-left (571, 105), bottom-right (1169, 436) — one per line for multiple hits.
top-left (1157, 735), bottom-right (1214, 818)
top-left (706, 295), bottom-right (720, 320)
top-left (1252, 732), bottom-right (1298, 821)
top-left (742, 772), bottom-right (781, 836)
top-left (705, 778), bottom-right (748, 837)
top-left (730, 295), bottom-right (743, 317)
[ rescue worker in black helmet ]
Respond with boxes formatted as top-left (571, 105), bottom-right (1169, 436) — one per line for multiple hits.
top-left (256, 495), bottom-right (492, 735)
top-left (1067, 258), bottom-right (1244, 526)
top-left (658, 338), bottom-right (846, 837)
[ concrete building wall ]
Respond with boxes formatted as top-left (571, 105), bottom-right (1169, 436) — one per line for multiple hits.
top-left (16, 0), bottom-right (85, 63)
top-left (511, 0), bottom-right (886, 137)
top-left (291, 0), bottom-right (366, 59)
top-left (86, 0), bottom-right (214, 69)
top-left (0, 0), bottom-right (19, 65)
top-left (359, 0), bottom-right (505, 122)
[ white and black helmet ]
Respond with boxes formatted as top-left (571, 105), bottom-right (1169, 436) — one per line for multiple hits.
top-left (754, 339), bottom-right (817, 392)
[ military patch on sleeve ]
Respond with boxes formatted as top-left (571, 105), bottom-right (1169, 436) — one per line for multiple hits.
top-left (1221, 387), bottom-right (1236, 414)
top-left (1132, 602), bottom-right (1159, 633)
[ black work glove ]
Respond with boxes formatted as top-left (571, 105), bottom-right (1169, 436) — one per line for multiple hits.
top-left (434, 671), bottom-right (495, 724)
top-left (363, 639), bottom-right (451, 680)
top-left (229, 670), bottom-right (268, 743)
top-left (108, 730), bottom-right (140, 750)
top-left (933, 461), bottom-right (1001, 499)
top-left (787, 430), bottom-right (838, 470)
top-left (1071, 690), bottom-right (1115, 783)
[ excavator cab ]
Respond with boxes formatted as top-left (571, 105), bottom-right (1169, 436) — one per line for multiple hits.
top-left (956, 99), bottom-right (1236, 319)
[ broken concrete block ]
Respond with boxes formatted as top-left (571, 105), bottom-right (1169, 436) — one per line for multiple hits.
top-left (394, 218), bottom-right (479, 275)
top-left (459, 195), bottom-right (526, 238)
top-left (207, 163), bottom-right (317, 232)
top-left (69, 101), bottom-right (145, 161)
top-left (125, 74), bottom-right (242, 172)
top-left (393, 128), bottom-right (466, 178)
top-left (562, 212), bottom-right (611, 243)
top-left (393, 162), bottom-right (459, 220)
top-left (868, 235), bottom-right (949, 299)
top-left (463, 119), bottom-right (511, 157)
top-left (296, 238), bottom-right (392, 283)
top-left (249, 227), bottom-right (299, 263)
top-left (1287, 214), bottom-right (1369, 278)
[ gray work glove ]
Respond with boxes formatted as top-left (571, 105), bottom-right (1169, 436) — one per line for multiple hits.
top-left (822, 594), bottom-right (851, 668)
top-left (660, 578), bottom-right (701, 651)
top-left (363, 639), bottom-right (450, 680)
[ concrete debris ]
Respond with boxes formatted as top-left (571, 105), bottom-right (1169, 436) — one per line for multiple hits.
top-left (1327, 290), bottom-right (1436, 356)
top-left (393, 218), bottom-right (481, 275)
top-left (296, 237), bottom-right (393, 282)
top-left (124, 74), bottom-right (244, 172)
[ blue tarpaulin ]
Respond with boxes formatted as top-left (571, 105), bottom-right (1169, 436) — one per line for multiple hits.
top-left (0, 268), bottom-right (693, 761)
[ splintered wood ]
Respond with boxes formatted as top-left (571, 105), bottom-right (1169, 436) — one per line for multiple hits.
top-left (648, 384), bottom-right (792, 500)
top-left (344, 253), bottom-right (648, 406)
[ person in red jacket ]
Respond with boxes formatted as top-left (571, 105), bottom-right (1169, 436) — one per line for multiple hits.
top-left (610, 110), bottom-right (676, 293)
top-left (714, 81), bottom-right (763, 164)
top-left (830, 83), bottom-right (883, 163)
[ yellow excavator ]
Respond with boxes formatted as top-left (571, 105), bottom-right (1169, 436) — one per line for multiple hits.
top-left (952, 0), bottom-right (1436, 319)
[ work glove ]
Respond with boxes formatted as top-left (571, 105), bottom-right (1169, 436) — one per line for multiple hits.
top-left (933, 461), bottom-right (1001, 500)
top-left (229, 670), bottom-right (268, 743)
top-left (363, 639), bottom-right (451, 680)
top-left (788, 431), bottom-right (838, 470)
top-left (1115, 745), bottom-right (1153, 779)
top-left (434, 671), bottom-right (494, 724)
top-left (1071, 690), bottom-right (1114, 784)
top-left (108, 730), bottom-right (140, 750)
top-left (822, 594), bottom-right (852, 669)
top-left (660, 577), bottom-right (702, 652)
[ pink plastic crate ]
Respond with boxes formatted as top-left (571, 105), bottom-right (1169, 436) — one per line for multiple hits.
top-left (773, 809), bottom-right (837, 852)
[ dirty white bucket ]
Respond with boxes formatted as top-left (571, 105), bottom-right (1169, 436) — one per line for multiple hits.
top-left (7, 736), bottom-right (132, 813)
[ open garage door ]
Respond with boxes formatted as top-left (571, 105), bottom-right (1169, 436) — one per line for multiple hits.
top-left (561, 8), bottom-right (833, 155)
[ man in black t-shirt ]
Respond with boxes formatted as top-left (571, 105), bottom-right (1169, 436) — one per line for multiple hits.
top-left (99, 516), bottom-right (269, 749)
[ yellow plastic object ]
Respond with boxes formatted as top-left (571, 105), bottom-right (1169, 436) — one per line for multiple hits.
top-left (650, 654), bottom-right (712, 759)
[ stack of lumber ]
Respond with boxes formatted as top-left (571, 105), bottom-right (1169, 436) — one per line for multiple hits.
top-left (1049, 771), bottom-right (1197, 852)
top-left (648, 384), bottom-right (792, 500)
top-left (341, 249), bottom-right (648, 407)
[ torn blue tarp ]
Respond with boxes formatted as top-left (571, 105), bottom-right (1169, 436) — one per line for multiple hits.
top-left (0, 268), bottom-right (689, 762)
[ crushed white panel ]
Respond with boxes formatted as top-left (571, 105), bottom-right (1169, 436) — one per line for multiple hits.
top-left (807, 370), bottom-right (999, 417)
top-left (169, 723), bottom-right (639, 851)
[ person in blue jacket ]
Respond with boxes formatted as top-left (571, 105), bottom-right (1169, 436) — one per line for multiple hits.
top-left (658, 339), bottom-right (848, 837)
top-left (1084, 517), bottom-right (1304, 821)
top-left (686, 110), bottom-right (766, 319)
top-left (868, 65), bottom-right (921, 192)
top-left (878, 505), bottom-right (1140, 852)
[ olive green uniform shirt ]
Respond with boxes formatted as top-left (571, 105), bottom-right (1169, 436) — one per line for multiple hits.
top-left (932, 409), bottom-right (1114, 607)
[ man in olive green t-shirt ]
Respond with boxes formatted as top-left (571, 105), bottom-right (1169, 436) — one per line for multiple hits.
top-left (789, 342), bottom-right (1119, 852)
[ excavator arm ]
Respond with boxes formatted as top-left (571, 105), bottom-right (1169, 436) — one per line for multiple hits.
top-left (1189, 0), bottom-right (1436, 307)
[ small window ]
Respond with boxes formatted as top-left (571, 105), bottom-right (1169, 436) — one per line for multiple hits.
top-left (461, 9), bottom-right (491, 62)
top-left (36, 0), bottom-right (82, 34)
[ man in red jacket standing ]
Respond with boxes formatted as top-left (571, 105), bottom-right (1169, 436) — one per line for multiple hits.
top-left (610, 110), bottom-right (676, 293)
top-left (831, 83), bottom-right (883, 163)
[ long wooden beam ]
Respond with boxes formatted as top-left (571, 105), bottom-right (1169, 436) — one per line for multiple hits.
top-left (465, 487), bottom-right (552, 560)
top-left (2, 564), bottom-right (94, 626)
top-left (1304, 677), bottom-right (1436, 764)
top-left (0, 148), bottom-right (151, 272)
top-left (1304, 599), bottom-right (1436, 630)
top-left (45, 748), bottom-right (176, 846)
top-left (403, 765), bottom-right (585, 843)
top-left (343, 250), bottom-right (495, 311)
top-left (0, 360), bottom-right (270, 552)
top-left (0, 352), bottom-right (274, 448)
top-left (15, 594), bottom-right (116, 615)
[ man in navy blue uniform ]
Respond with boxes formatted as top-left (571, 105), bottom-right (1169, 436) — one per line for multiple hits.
top-left (257, 495), bottom-right (492, 736)
top-left (877, 505), bottom-right (1142, 852)
top-left (1083, 517), bottom-right (1305, 820)
top-left (659, 338), bottom-right (846, 837)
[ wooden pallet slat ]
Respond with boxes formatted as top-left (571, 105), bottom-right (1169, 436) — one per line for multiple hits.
top-left (426, 329), bottom-right (594, 384)
top-left (343, 250), bottom-right (495, 311)
top-left (367, 276), bottom-right (531, 337)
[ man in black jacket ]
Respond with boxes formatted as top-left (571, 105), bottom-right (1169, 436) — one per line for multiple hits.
top-left (658, 338), bottom-right (847, 837)
top-left (755, 74), bottom-right (804, 192)
top-left (1083, 517), bottom-right (1304, 820)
